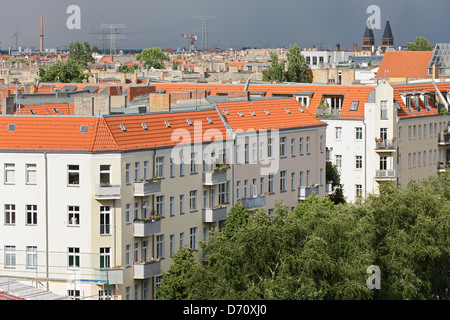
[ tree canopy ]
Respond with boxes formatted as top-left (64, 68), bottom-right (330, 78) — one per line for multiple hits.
top-left (38, 59), bottom-right (89, 83)
top-left (136, 47), bottom-right (169, 70)
top-left (157, 172), bottom-right (450, 300)
top-left (406, 37), bottom-right (433, 51)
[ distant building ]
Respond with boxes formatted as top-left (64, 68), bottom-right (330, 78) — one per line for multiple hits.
top-left (381, 19), bottom-right (395, 53)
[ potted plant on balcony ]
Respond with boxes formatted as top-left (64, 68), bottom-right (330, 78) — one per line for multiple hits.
top-left (212, 164), bottom-right (229, 173)
top-left (391, 138), bottom-right (396, 142)
top-left (375, 138), bottom-right (382, 142)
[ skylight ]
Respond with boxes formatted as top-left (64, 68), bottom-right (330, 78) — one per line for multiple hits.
top-left (238, 111), bottom-right (244, 117)
top-left (141, 122), bottom-right (148, 130)
top-left (207, 117), bottom-right (213, 124)
top-left (7, 124), bottom-right (15, 132)
top-left (52, 108), bottom-right (59, 113)
top-left (298, 107), bottom-right (304, 113)
top-left (264, 109), bottom-right (270, 115)
top-left (285, 108), bottom-right (291, 114)
top-left (120, 124), bottom-right (127, 132)
top-left (223, 109), bottom-right (229, 115)
top-left (250, 110), bottom-right (256, 116)
top-left (164, 120), bottom-right (171, 128)
top-left (80, 125), bottom-right (88, 133)
top-left (187, 118), bottom-right (193, 126)
top-left (350, 101), bottom-right (359, 111)
top-left (29, 110), bottom-right (35, 115)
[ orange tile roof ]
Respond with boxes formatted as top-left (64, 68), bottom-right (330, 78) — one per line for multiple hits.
top-left (14, 104), bottom-right (74, 115)
top-left (375, 51), bottom-right (433, 79)
top-left (217, 99), bottom-right (326, 132)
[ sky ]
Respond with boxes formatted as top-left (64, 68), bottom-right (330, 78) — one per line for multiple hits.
top-left (1, 0), bottom-right (449, 52)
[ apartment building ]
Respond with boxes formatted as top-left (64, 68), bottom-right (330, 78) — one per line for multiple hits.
top-left (0, 97), bottom-right (327, 300)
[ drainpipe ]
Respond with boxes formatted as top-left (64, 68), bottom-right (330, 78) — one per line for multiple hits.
top-left (44, 152), bottom-right (49, 289)
top-left (363, 118), bottom-right (367, 202)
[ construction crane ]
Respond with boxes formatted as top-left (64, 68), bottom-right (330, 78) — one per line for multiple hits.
top-left (181, 34), bottom-right (197, 52)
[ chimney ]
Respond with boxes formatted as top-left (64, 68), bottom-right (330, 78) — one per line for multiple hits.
top-left (432, 63), bottom-right (440, 79)
top-left (335, 44), bottom-right (341, 52)
top-left (2, 96), bottom-right (15, 115)
top-left (353, 43), bottom-right (358, 52)
top-left (40, 15), bottom-right (44, 52)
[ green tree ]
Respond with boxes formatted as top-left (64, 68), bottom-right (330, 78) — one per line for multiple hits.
top-left (83, 41), bottom-right (95, 63)
top-left (136, 47), bottom-right (169, 70)
top-left (172, 60), bottom-right (180, 71)
top-left (222, 203), bottom-right (250, 239)
top-left (117, 64), bottom-right (138, 73)
top-left (156, 247), bottom-right (204, 300)
top-left (262, 52), bottom-right (287, 82)
top-left (38, 59), bottom-right (89, 83)
top-left (326, 161), bottom-right (346, 204)
top-left (286, 44), bottom-right (310, 83)
top-left (406, 37), bottom-right (433, 51)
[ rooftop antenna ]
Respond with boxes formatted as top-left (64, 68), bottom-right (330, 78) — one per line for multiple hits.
top-left (193, 15), bottom-right (217, 51)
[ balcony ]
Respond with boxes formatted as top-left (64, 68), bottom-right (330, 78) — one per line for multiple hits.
top-left (240, 195), bottom-right (265, 210)
top-left (375, 140), bottom-right (396, 152)
top-left (298, 186), bottom-right (320, 200)
top-left (202, 206), bottom-right (227, 223)
top-left (437, 161), bottom-right (449, 173)
top-left (202, 170), bottom-right (228, 185)
top-left (316, 107), bottom-right (340, 118)
top-left (438, 132), bottom-right (450, 146)
top-left (134, 260), bottom-right (161, 279)
top-left (94, 267), bottom-right (124, 285)
top-left (134, 180), bottom-right (161, 197)
top-left (375, 169), bottom-right (396, 181)
top-left (95, 184), bottom-right (121, 200)
top-left (133, 219), bottom-right (161, 237)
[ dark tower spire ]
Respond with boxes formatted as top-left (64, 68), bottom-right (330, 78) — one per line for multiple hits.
top-left (382, 19), bottom-right (394, 52)
top-left (362, 25), bottom-right (375, 51)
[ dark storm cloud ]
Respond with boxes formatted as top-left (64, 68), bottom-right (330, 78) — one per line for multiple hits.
top-left (0, 0), bottom-right (449, 51)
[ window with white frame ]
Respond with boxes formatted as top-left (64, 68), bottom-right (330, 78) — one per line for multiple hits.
top-left (156, 195), bottom-right (165, 217)
top-left (380, 156), bottom-right (388, 170)
top-left (169, 196), bottom-right (175, 216)
top-left (143, 161), bottom-right (149, 180)
top-left (169, 234), bottom-right (175, 257)
top-left (26, 246), bottom-right (37, 269)
top-left (355, 127), bottom-right (363, 140)
top-left (155, 156), bottom-right (164, 178)
top-left (134, 202), bottom-right (140, 220)
top-left (156, 235), bottom-right (165, 258)
top-left (380, 100), bottom-right (388, 119)
top-left (189, 190), bottom-right (197, 211)
top-left (180, 232), bottom-right (185, 248)
top-left (267, 138), bottom-right (273, 158)
top-left (134, 162), bottom-right (140, 181)
top-left (280, 137), bottom-right (287, 157)
top-left (134, 242), bottom-right (140, 262)
top-left (26, 204), bottom-right (37, 225)
top-left (306, 170), bottom-right (310, 187)
top-left (180, 156), bottom-right (185, 176)
top-left (291, 138), bottom-right (295, 156)
top-left (179, 195), bottom-right (185, 214)
top-left (100, 247), bottom-right (111, 268)
top-left (356, 184), bottom-right (363, 198)
top-left (280, 170), bottom-right (287, 192)
top-left (306, 136), bottom-right (311, 154)
top-left (169, 158), bottom-right (175, 177)
top-left (100, 206), bottom-right (111, 235)
top-left (125, 245), bottom-right (131, 267)
top-left (68, 247), bottom-right (80, 269)
top-left (125, 203), bottom-right (131, 224)
top-left (335, 155), bottom-right (342, 168)
top-left (68, 165), bottom-right (79, 186)
top-left (4, 163), bottom-right (15, 184)
top-left (291, 172), bottom-right (296, 190)
top-left (125, 163), bottom-right (131, 184)
top-left (190, 153), bottom-right (198, 174)
top-left (100, 165), bottom-right (111, 185)
top-left (335, 127), bottom-right (342, 140)
top-left (5, 246), bottom-right (16, 268)
top-left (299, 137), bottom-right (304, 155)
top-left (355, 155), bottom-right (363, 169)
top-left (190, 227), bottom-right (198, 251)
top-left (4, 204), bottom-right (15, 225)
top-left (26, 164), bottom-right (37, 184)
top-left (218, 182), bottom-right (229, 204)
top-left (268, 174), bottom-right (274, 193)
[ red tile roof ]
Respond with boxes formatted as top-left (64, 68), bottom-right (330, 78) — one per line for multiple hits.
top-left (375, 51), bottom-right (433, 79)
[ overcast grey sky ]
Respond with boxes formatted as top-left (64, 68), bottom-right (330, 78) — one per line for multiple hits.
top-left (1, 0), bottom-right (449, 51)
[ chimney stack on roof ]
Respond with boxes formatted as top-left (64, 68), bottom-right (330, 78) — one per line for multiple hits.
top-left (40, 15), bottom-right (44, 52)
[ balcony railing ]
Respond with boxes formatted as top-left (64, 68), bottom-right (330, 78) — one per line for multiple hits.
top-left (133, 219), bottom-right (161, 237)
top-left (316, 107), bottom-right (340, 118)
top-left (325, 182), bottom-right (333, 195)
top-left (375, 169), bottom-right (396, 179)
top-left (202, 206), bottom-right (227, 223)
top-left (202, 170), bottom-right (228, 185)
top-left (134, 180), bottom-right (161, 196)
top-left (134, 260), bottom-right (161, 279)
top-left (438, 132), bottom-right (450, 145)
top-left (94, 267), bottom-right (124, 285)
top-left (437, 161), bottom-right (449, 173)
top-left (95, 184), bottom-right (121, 200)
top-left (240, 196), bottom-right (265, 210)
top-left (298, 186), bottom-right (320, 200)
top-left (375, 140), bottom-right (396, 151)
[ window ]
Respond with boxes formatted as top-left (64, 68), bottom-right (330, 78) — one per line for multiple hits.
top-left (398, 126), bottom-right (402, 140)
top-left (5, 246), bottom-right (16, 268)
top-left (335, 127), bottom-right (342, 140)
top-left (320, 135), bottom-right (324, 152)
top-left (125, 245), bottom-right (131, 267)
top-left (142, 201), bottom-right (149, 219)
top-left (190, 227), bottom-right (198, 251)
top-left (236, 181), bottom-right (241, 199)
top-left (280, 137), bottom-right (287, 157)
top-left (380, 156), bottom-right (387, 170)
top-left (380, 128), bottom-right (388, 141)
top-left (179, 195), bottom-right (185, 214)
top-left (190, 153), bottom-right (198, 174)
top-left (380, 100), bottom-right (388, 119)
top-left (244, 180), bottom-right (248, 198)
top-left (134, 242), bottom-right (140, 262)
top-left (355, 127), bottom-right (363, 140)
top-left (355, 156), bottom-right (363, 169)
top-left (418, 125), bottom-right (422, 138)
top-left (180, 232), bottom-right (185, 248)
top-left (267, 138), bottom-right (273, 158)
top-left (356, 185), bottom-right (363, 198)
top-left (189, 190), bottom-right (198, 211)
top-left (218, 182), bottom-right (229, 204)
top-left (125, 163), bottom-right (131, 184)
top-left (68, 247), bottom-right (80, 269)
top-left (280, 171), bottom-right (287, 192)
top-left (320, 168), bottom-right (324, 185)
top-left (169, 196), bottom-right (175, 216)
top-left (244, 143), bottom-right (249, 163)
top-left (260, 177), bottom-right (265, 195)
top-left (68, 165), bottom-right (79, 186)
top-left (418, 152), bottom-right (422, 166)
top-left (4, 204), bottom-right (15, 225)
top-left (169, 158), bottom-right (175, 177)
top-left (156, 196), bottom-right (165, 217)
top-left (350, 101), bottom-right (359, 111)
top-left (408, 126), bottom-right (412, 139)
top-left (299, 137), bottom-right (304, 155)
top-left (169, 234), bottom-right (175, 257)
top-left (291, 172), bottom-right (296, 190)
top-left (68, 206), bottom-right (80, 226)
top-left (413, 152), bottom-right (416, 167)
top-left (134, 162), bottom-right (140, 181)
top-left (100, 206), bottom-right (111, 235)
top-left (143, 161), bottom-right (149, 180)
top-left (26, 246), bottom-right (37, 269)
top-left (4, 163), bottom-right (15, 184)
top-left (335, 155), bottom-right (342, 168)
top-left (251, 143), bottom-right (257, 163)
top-left (26, 164), bottom-right (37, 184)
top-left (268, 174), bottom-right (274, 194)
top-left (423, 124), bottom-right (427, 138)
top-left (408, 153), bottom-right (412, 168)
top-left (26, 205), bottom-right (37, 225)
top-left (259, 141), bottom-right (265, 160)
top-left (142, 241), bottom-right (149, 262)
top-left (306, 170), bottom-right (311, 187)
top-left (291, 138), bottom-right (295, 156)
top-left (134, 202), bottom-right (140, 220)
top-left (155, 156), bottom-right (164, 178)
top-left (125, 204), bottom-right (131, 224)
top-left (100, 247), bottom-right (111, 269)
top-left (180, 156), bottom-right (185, 176)
top-left (423, 151), bottom-right (427, 166)
top-left (413, 125), bottom-right (417, 138)
top-left (100, 165), bottom-right (111, 185)
top-left (299, 171), bottom-right (304, 187)
top-left (306, 137), bottom-right (311, 154)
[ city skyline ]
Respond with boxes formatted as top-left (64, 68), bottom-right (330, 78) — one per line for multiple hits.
top-left (1, 0), bottom-right (449, 52)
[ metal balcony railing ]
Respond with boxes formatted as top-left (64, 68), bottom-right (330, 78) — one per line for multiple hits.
top-left (298, 185), bottom-right (320, 200)
top-left (95, 184), bottom-right (121, 200)
top-left (240, 196), bottom-right (265, 210)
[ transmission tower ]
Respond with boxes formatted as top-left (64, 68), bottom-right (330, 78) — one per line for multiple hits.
top-left (193, 15), bottom-right (217, 51)
top-left (100, 23), bottom-right (126, 56)
top-left (89, 28), bottom-right (108, 53)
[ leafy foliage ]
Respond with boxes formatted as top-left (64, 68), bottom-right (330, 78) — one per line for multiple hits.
top-left (326, 161), bottom-right (346, 204)
top-left (38, 59), bottom-right (89, 83)
top-left (136, 47), bottom-right (169, 70)
top-left (406, 37), bottom-right (433, 51)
